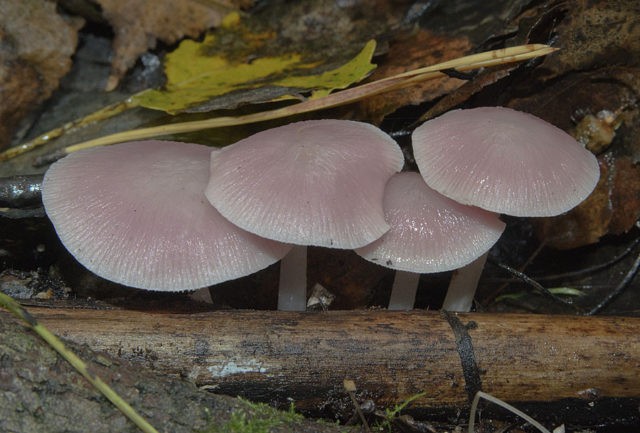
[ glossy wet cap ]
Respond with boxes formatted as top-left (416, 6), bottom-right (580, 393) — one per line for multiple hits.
top-left (42, 140), bottom-right (292, 291)
top-left (355, 172), bottom-right (505, 273)
top-left (412, 107), bottom-right (600, 217)
top-left (205, 119), bottom-right (404, 248)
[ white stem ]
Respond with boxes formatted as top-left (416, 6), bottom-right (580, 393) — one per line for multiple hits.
top-left (442, 252), bottom-right (489, 312)
top-left (277, 245), bottom-right (308, 311)
top-left (388, 270), bottom-right (420, 310)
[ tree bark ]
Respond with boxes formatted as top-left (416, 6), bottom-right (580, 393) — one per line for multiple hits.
top-left (25, 307), bottom-right (640, 423)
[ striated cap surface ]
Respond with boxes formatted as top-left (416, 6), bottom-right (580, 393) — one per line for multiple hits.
top-left (206, 120), bottom-right (404, 248)
top-left (355, 172), bottom-right (505, 273)
top-left (42, 140), bottom-right (292, 291)
top-left (412, 107), bottom-right (600, 217)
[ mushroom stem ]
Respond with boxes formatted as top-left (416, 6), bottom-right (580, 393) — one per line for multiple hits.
top-left (388, 271), bottom-right (420, 310)
top-left (277, 245), bottom-right (308, 311)
top-left (442, 252), bottom-right (489, 312)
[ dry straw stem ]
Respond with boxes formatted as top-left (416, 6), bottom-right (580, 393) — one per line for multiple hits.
top-left (25, 44), bottom-right (554, 163)
top-left (0, 292), bottom-right (160, 433)
top-left (65, 44), bottom-right (555, 151)
top-left (0, 99), bottom-right (136, 162)
top-left (469, 391), bottom-right (553, 433)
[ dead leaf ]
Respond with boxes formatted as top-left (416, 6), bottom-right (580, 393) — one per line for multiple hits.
top-left (417, 68), bottom-right (513, 122)
top-left (0, 0), bottom-right (83, 148)
top-left (95, 0), bottom-right (247, 90)
top-left (530, 0), bottom-right (640, 79)
top-left (53, 45), bottom-right (554, 156)
top-left (475, 0), bottom-right (640, 250)
top-left (132, 27), bottom-right (377, 114)
top-left (535, 155), bottom-right (640, 249)
top-left (512, 71), bottom-right (640, 250)
top-left (354, 29), bottom-right (473, 123)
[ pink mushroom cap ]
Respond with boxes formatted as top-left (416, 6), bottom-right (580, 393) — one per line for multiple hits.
top-left (42, 140), bottom-right (292, 291)
top-left (412, 107), bottom-right (600, 217)
top-left (355, 172), bottom-right (506, 273)
top-left (205, 119), bottom-right (404, 248)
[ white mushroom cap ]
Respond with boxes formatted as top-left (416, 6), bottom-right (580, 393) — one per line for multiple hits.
top-left (412, 106), bottom-right (600, 217)
top-left (355, 172), bottom-right (505, 273)
top-left (42, 140), bottom-right (292, 291)
top-left (205, 119), bottom-right (404, 248)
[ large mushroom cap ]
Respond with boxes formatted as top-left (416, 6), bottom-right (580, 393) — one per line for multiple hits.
top-left (42, 140), bottom-right (292, 291)
top-left (205, 119), bottom-right (404, 248)
top-left (412, 107), bottom-right (600, 217)
top-left (355, 172), bottom-right (505, 273)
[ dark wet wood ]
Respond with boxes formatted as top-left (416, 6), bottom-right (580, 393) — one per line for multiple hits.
top-left (30, 307), bottom-right (640, 413)
top-left (0, 312), bottom-right (355, 433)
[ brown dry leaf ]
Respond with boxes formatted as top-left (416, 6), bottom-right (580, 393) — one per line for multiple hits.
top-left (96, 0), bottom-right (250, 90)
top-left (535, 155), bottom-right (640, 250)
top-left (502, 0), bottom-right (640, 249)
top-left (524, 73), bottom-right (640, 251)
top-left (530, 0), bottom-right (640, 79)
top-left (354, 29), bottom-right (473, 122)
top-left (0, 0), bottom-right (83, 148)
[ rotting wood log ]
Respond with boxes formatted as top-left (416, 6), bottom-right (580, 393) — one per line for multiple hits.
top-left (30, 308), bottom-right (640, 420)
top-left (0, 313), bottom-right (355, 433)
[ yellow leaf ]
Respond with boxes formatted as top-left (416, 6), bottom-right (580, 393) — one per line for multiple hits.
top-left (276, 40), bottom-right (377, 99)
top-left (132, 29), bottom-right (377, 114)
top-left (2, 39), bottom-right (554, 163)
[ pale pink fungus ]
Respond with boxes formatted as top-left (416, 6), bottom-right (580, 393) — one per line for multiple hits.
top-left (205, 119), bottom-right (404, 310)
top-left (206, 120), bottom-right (404, 248)
top-left (42, 140), bottom-right (292, 292)
top-left (412, 106), bottom-right (600, 217)
top-left (355, 172), bottom-right (505, 310)
top-left (412, 106), bottom-right (600, 311)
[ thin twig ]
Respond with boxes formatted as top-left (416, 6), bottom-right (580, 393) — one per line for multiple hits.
top-left (0, 174), bottom-right (43, 208)
top-left (487, 258), bottom-right (580, 311)
top-left (482, 241), bottom-right (546, 304)
top-left (343, 379), bottom-right (372, 433)
top-left (468, 391), bottom-right (551, 433)
top-left (0, 99), bottom-right (135, 162)
top-left (535, 235), bottom-right (640, 281)
top-left (587, 248), bottom-right (640, 315)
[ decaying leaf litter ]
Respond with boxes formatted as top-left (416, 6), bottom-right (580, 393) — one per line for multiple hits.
top-left (1, 0), bottom-right (640, 432)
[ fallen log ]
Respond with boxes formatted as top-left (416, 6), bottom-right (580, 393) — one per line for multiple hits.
top-left (0, 312), bottom-right (352, 433)
top-left (31, 308), bottom-right (640, 424)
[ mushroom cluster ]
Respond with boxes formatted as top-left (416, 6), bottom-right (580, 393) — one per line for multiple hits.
top-left (42, 120), bottom-right (404, 309)
top-left (42, 108), bottom-right (599, 311)
top-left (354, 171), bottom-right (505, 310)
top-left (410, 106), bottom-right (599, 311)
top-left (205, 119), bottom-right (404, 310)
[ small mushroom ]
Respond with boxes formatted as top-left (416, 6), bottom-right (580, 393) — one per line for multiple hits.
top-left (42, 140), bottom-right (292, 293)
top-left (355, 172), bottom-right (505, 310)
top-left (205, 119), bottom-right (404, 310)
top-left (413, 106), bottom-right (600, 217)
top-left (412, 106), bottom-right (600, 311)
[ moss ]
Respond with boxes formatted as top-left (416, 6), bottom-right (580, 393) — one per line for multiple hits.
top-left (375, 392), bottom-right (427, 433)
top-left (199, 399), bottom-right (304, 433)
